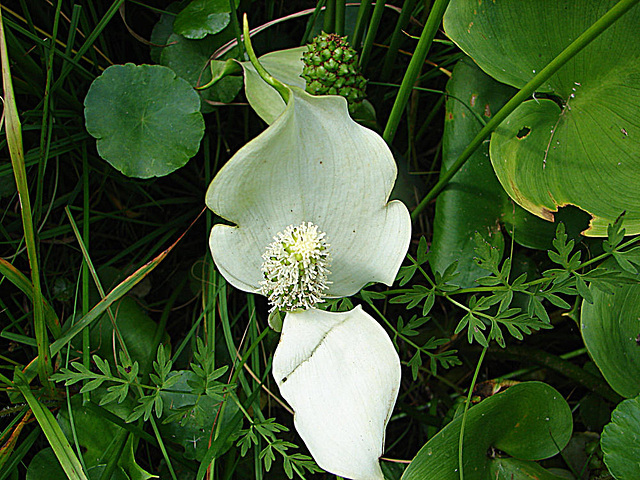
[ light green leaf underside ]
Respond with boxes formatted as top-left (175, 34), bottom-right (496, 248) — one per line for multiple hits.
top-left (601, 395), bottom-right (640, 480)
top-left (444, 1), bottom-right (640, 236)
top-left (401, 382), bottom-right (572, 480)
top-left (84, 64), bottom-right (205, 178)
top-left (581, 248), bottom-right (640, 398)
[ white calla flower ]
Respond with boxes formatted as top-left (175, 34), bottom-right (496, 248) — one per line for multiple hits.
top-left (206, 71), bottom-right (411, 480)
top-left (273, 306), bottom-right (401, 480)
top-left (206, 87), bottom-right (411, 301)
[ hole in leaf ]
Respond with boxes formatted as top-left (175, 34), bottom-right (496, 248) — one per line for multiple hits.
top-left (516, 127), bottom-right (531, 139)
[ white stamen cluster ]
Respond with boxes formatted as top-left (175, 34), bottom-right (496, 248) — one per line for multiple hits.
top-left (260, 222), bottom-right (331, 311)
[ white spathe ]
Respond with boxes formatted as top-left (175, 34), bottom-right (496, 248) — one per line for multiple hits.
top-left (206, 86), bottom-right (411, 299)
top-left (272, 306), bottom-right (401, 480)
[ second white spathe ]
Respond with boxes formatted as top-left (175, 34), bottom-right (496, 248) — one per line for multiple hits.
top-left (272, 306), bottom-right (401, 480)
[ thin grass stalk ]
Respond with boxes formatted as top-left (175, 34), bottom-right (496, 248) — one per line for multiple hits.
top-left (35, 0), bottom-right (62, 222)
top-left (381, 0), bottom-right (417, 81)
top-left (53, 0), bottom-right (125, 92)
top-left (359, 0), bottom-right (386, 68)
top-left (335, 0), bottom-right (345, 35)
top-left (382, 0), bottom-right (450, 144)
top-left (0, 10), bottom-right (53, 389)
top-left (351, 0), bottom-right (373, 48)
top-left (82, 147), bottom-right (90, 402)
top-left (411, 0), bottom-right (640, 220)
top-left (324, 0), bottom-right (336, 32)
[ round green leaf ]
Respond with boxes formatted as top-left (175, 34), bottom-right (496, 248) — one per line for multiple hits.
top-left (444, 1), bottom-right (640, 236)
top-left (601, 395), bottom-right (640, 479)
top-left (84, 63), bottom-right (205, 178)
top-left (173, 0), bottom-right (237, 40)
top-left (401, 382), bottom-right (572, 480)
top-left (581, 248), bottom-right (640, 398)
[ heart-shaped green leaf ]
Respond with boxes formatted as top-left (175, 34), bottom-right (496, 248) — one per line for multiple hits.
top-left (581, 248), bottom-right (640, 398)
top-left (173, 0), bottom-right (238, 40)
top-left (601, 395), bottom-right (640, 479)
top-left (84, 63), bottom-right (205, 178)
top-left (431, 57), bottom-right (557, 286)
top-left (401, 382), bottom-right (572, 480)
top-left (444, 1), bottom-right (640, 236)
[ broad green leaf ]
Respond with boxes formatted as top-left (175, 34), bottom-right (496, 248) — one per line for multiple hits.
top-left (601, 395), bottom-right (640, 479)
top-left (84, 63), bottom-right (205, 178)
top-left (431, 57), bottom-right (557, 287)
top-left (58, 393), bottom-right (155, 480)
top-left (444, 1), bottom-right (640, 236)
top-left (401, 382), bottom-right (572, 480)
top-left (26, 448), bottom-right (67, 480)
top-left (88, 296), bottom-right (164, 372)
top-left (159, 370), bottom-right (240, 461)
top-left (488, 457), bottom-right (569, 480)
top-left (160, 31), bottom-right (243, 111)
top-left (581, 248), bottom-right (640, 398)
top-left (173, 0), bottom-right (238, 40)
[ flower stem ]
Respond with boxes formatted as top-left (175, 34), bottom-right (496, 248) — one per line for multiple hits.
top-left (459, 345), bottom-right (487, 480)
top-left (383, 0), bottom-right (450, 144)
top-left (359, 0), bottom-right (386, 69)
top-left (411, 0), bottom-right (640, 220)
top-left (242, 14), bottom-right (290, 104)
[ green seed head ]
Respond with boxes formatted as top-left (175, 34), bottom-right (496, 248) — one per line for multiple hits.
top-left (301, 33), bottom-right (367, 108)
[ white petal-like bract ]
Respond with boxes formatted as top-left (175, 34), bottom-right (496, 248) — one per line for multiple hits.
top-left (272, 306), bottom-right (401, 480)
top-left (206, 87), bottom-right (411, 299)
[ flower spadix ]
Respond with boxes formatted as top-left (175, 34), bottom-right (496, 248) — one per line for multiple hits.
top-left (206, 50), bottom-right (410, 480)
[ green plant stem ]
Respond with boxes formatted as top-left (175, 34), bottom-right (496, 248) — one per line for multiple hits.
top-left (35, 0), bottom-right (62, 223)
top-left (0, 9), bottom-right (53, 391)
top-left (324, 0), bottom-right (335, 32)
top-left (459, 346), bottom-right (487, 480)
top-left (359, 0), bottom-right (386, 68)
top-left (241, 14), bottom-right (289, 103)
top-left (301, 0), bottom-right (326, 45)
top-left (351, 0), bottom-right (372, 48)
top-left (411, 0), bottom-right (640, 220)
top-left (382, 0), bottom-right (450, 144)
top-left (334, 0), bottom-right (345, 35)
top-left (228, 0), bottom-right (245, 59)
top-left (82, 148), bottom-right (90, 403)
top-left (381, 0), bottom-right (417, 82)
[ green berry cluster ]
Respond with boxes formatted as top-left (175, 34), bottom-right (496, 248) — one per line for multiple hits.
top-left (301, 33), bottom-right (367, 106)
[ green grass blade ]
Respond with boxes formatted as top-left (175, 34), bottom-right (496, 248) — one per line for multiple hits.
top-left (0, 9), bottom-right (53, 388)
top-left (13, 370), bottom-right (89, 480)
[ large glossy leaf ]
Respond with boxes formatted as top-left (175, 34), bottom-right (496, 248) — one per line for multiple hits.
top-left (431, 57), bottom-right (556, 286)
top-left (444, 1), bottom-right (640, 236)
top-left (401, 382), bottom-right (572, 480)
top-left (26, 448), bottom-right (66, 480)
top-left (601, 395), bottom-right (640, 479)
top-left (488, 458), bottom-right (568, 480)
top-left (581, 248), bottom-right (640, 398)
top-left (173, 0), bottom-right (238, 40)
top-left (84, 64), bottom-right (205, 178)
